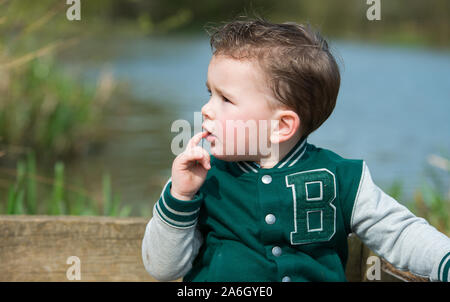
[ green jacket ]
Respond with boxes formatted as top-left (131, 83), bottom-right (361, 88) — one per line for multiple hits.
top-left (143, 138), bottom-right (450, 282)
top-left (184, 138), bottom-right (361, 281)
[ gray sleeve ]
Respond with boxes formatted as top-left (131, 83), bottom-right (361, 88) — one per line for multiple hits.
top-left (141, 179), bottom-right (204, 281)
top-left (351, 162), bottom-right (450, 281)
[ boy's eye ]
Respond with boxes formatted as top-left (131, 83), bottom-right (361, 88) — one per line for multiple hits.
top-left (207, 88), bottom-right (232, 104)
top-left (222, 96), bottom-right (232, 103)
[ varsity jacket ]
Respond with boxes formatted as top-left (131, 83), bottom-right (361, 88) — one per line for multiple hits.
top-left (142, 138), bottom-right (450, 282)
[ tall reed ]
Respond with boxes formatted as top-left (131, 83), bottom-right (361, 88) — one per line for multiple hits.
top-left (1, 151), bottom-right (132, 217)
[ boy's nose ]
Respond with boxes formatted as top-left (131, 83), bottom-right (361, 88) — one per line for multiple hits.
top-left (201, 101), bottom-right (214, 120)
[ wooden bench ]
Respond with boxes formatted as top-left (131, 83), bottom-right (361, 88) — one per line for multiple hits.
top-left (0, 215), bottom-right (427, 282)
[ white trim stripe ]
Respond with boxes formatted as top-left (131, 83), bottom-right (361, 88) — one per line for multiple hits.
top-left (278, 139), bottom-right (306, 169)
top-left (155, 178), bottom-right (203, 229)
top-left (234, 139), bottom-right (307, 173)
top-left (161, 193), bottom-right (200, 216)
top-left (288, 146), bottom-right (307, 167)
top-left (242, 161), bottom-right (258, 173)
top-left (439, 253), bottom-right (450, 282)
top-left (155, 203), bottom-right (197, 228)
top-left (236, 162), bottom-right (249, 173)
top-left (159, 179), bottom-right (200, 216)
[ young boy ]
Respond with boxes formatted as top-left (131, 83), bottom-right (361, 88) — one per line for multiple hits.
top-left (141, 18), bottom-right (450, 282)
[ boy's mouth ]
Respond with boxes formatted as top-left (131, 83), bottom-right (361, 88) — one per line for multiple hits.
top-left (205, 130), bottom-right (216, 143)
top-left (202, 122), bottom-right (216, 143)
top-left (202, 123), bottom-right (216, 143)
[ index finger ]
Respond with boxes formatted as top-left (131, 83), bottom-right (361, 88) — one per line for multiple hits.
top-left (187, 131), bottom-right (208, 149)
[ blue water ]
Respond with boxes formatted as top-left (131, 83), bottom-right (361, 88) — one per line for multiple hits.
top-left (63, 35), bottom-right (450, 204)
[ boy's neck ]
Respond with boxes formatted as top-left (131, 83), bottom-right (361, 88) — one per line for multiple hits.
top-left (257, 133), bottom-right (303, 169)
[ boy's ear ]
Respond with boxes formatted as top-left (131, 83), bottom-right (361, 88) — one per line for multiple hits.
top-left (270, 110), bottom-right (301, 144)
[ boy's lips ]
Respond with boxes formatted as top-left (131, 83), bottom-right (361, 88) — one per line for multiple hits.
top-left (202, 124), bottom-right (216, 143)
top-left (204, 130), bottom-right (216, 142)
top-left (206, 133), bottom-right (216, 143)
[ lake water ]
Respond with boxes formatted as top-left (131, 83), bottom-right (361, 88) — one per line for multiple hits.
top-left (61, 34), bottom-right (450, 214)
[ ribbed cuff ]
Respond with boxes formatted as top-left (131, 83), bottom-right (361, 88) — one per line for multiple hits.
top-left (155, 180), bottom-right (203, 229)
top-left (437, 252), bottom-right (450, 282)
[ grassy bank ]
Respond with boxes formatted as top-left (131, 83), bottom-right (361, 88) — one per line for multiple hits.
top-left (0, 151), bottom-right (131, 217)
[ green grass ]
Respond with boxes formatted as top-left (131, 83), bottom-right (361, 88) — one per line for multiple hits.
top-left (386, 164), bottom-right (450, 236)
top-left (1, 151), bottom-right (132, 217)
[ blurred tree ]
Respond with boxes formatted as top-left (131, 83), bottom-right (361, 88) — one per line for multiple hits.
top-left (74, 0), bottom-right (449, 46)
top-left (3, 0), bottom-right (450, 46)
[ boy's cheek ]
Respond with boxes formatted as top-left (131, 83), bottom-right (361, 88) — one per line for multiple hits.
top-left (212, 118), bottom-right (273, 157)
top-left (209, 140), bottom-right (229, 159)
top-left (212, 124), bottom-right (258, 157)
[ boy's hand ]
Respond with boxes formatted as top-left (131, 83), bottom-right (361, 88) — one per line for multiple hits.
top-left (170, 131), bottom-right (211, 201)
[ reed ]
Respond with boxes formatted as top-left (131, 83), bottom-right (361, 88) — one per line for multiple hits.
top-left (1, 151), bottom-right (131, 217)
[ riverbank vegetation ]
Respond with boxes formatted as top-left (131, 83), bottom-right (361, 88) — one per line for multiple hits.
top-left (0, 1), bottom-right (123, 216)
top-left (0, 151), bottom-right (130, 217)
top-left (0, 1), bottom-right (115, 160)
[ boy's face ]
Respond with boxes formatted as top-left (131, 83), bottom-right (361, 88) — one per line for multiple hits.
top-left (202, 55), bottom-right (280, 161)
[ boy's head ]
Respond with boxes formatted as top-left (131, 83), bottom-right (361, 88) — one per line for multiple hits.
top-left (202, 18), bottom-right (340, 163)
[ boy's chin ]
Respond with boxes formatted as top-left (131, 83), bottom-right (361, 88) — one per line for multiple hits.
top-left (212, 153), bottom-right (245, 162)
top-left (210, 147), bottom-right (259, 162)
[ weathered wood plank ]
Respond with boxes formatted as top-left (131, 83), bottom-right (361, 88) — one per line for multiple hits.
top-left (346, 234), bottom-right (428, 282)
top-left (345, 233), bottom-right (363, 282)
top-left (0, 215), bottom-right (156, 281)
top-left (0, 216), bottom-right (427, 282)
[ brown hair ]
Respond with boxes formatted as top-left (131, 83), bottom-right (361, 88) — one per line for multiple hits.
top-left (207, 17), bottom-right (340, 137)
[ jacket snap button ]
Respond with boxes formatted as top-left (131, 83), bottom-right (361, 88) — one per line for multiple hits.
top-left (272, 246), bottom-right (282, 257)
top-left (282, 276), bottom-right (291, 282)
top-left (265, 214), bottom-right (276, 225)
top-left (261, 175), bottom-right (272, 184)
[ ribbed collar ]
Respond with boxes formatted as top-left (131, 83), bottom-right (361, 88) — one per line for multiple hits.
top-left (233, 136), bottom-right (308, 174)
